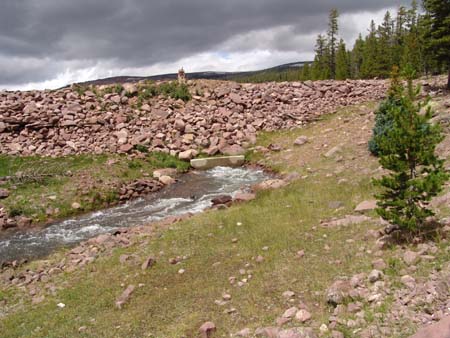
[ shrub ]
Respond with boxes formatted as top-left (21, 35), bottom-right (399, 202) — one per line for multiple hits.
top-left (368, 98), bottom-right (398, 156)
top-left (373, 69), bottom-right (448, 232)
top-left (369, 66), bottom-right (404, 156)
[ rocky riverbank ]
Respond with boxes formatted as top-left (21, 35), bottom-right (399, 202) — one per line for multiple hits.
top-left (0, 79), bottom-right (388, 157)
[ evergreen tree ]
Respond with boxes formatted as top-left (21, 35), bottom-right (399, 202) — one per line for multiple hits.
top-left (327, 8), bottom-right (339, 79)
top-left (401, 1), bottom-right (422, 74)
top-left (422, 0), bottom-right (450, 89)
top-left (377, 11), bottom-right (395, 77)
top-left (301, 63), bottom-right (311, 80)
top-left (360, 20), bottom-right (379, 78)
top-left (335, 39), bottom-right (350, 80)
top-left (350, 34), bottom-right (365, 78)
top-left (311, 34), bottom-right (329, 80)
top-left (373, 67), bottom-right (448, 232)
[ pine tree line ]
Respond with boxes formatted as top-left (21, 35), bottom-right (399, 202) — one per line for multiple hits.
top-left (304, 0), bottom-right (450, 88)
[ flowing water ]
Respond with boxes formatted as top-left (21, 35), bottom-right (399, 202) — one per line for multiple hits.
top-left (0, 167), bottom-right (268, 264)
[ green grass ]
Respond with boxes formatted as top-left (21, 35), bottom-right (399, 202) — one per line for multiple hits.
top-left (0, 171), bottom-right (379, 337)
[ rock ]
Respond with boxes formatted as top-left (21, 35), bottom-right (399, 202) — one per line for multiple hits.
top-left (282, 307), bottom-right (299, 319)
top-left (199, 321), bottom-right (216, 338)
top-left (190, 155), bottom-right (245, 170)
top-left (331, 331), bottom-right (345, 338)
top-left (174, 119), bottom-right (185, 131)
top-left (119, 144), bottom-right (134, 153)
top-left (324, 146), bottom-right (341, 158)
top-left (400, 275), bottom-right (416, 289)
top-left (368, 269), bottom-right (383, 283)
top-left (178, 149), bottom-right (198, 161)
top-left (221, 144), bottom-right (245, 156)
top-left (71, 202), bottom-right (81, 210)
top-left (0, 79), bottom-right (388, 160)
top-left (403, 250), bottom-right (421, 266)
top-left (234, 192), bottom-right (256, 202)
top-left (278, 327), bottom-right (317, 338)
top-left (141, 256), bottom-right (156, 270)
top-left (282, 291), bottom-right (295, 299)
top-left (234, 328), bottom-right (251, 337)
top-left (159, 175), bottom-right (175, 185)
top-left (410, 315), bottom-right (450, 338)
top-left (153, 168), bottom-right (178, 178)
top-left (295, 309), bottom-right (312, 323)
top-left (294, 136), bottom-right (308, 146)
top-left (355, 200), bottom-right (377, 212)
top-left (372, 259), bottom-right (387, 270)
top-left (211, 195), bottom-right (232, 206)
top-left (123, 83), bottom-right (137, 95)
top-left (253, 179), bottom-right (286, 191)
top-left (255, 327), bottom-right (279, 337)
top-left (326, 280), bottom-right (351, 306)
top-left (0, 189), bottom-right (10, 199)
top-left (115, 285), bottom-right (135, 309)
top-left (16, 216), bottom-right (32, 228)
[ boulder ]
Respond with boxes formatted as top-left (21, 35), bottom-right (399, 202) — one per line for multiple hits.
top-left (234, 192), bottom-right (256, 202)
top-left (0, 189), bottom-right (10, 199)
top-left (355, 200), bottom-right (377, 212)
top-left (115, 285), bottom-right (135, 309)
top-left (159, 175), bottom-right (175, 185)
top-left (294, 136), bottom-right (308, 146)
top-left (410, 315), bottom-right (450, 338)
top-left (178, 149), bottom-right (198, 161)
top-left (211, 195), bottom-right (232, 206)
top-left (199, 322), bottom-right (216, 338)
top-left (153, 168), bottom-right (178, 179)
top-left (220, 144), bottom-right (245, 156)
top-left (326, 280), bottom-right (352, 306)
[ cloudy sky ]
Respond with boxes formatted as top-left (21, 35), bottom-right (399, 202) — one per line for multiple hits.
top-left (1, 0), bottom-right (410, 90)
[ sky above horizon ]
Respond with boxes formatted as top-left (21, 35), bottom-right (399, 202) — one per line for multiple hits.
top-left (1, 0), bottom-right (411, 90)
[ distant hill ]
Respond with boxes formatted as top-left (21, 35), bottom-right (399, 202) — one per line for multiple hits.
top-left (77, 61), bottom-right (310, 86)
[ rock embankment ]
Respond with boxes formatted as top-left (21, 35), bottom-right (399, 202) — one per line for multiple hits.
top-left (0, 79), bottom-right (387, 157)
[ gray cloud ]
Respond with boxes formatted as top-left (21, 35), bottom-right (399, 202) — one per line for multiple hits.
top-left (0, 0), bottom-right (410, 88)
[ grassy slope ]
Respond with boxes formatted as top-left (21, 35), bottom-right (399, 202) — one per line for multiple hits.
top-left (0, 152), bottom-right (189, 223)
top-left (1, 99), bottom-right (450, 337)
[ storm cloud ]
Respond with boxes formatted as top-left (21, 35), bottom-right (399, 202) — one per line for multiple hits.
top-left (0, 0), bottom-right (410, 89)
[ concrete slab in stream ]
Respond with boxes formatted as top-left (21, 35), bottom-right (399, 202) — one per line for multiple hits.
top-left (190, 156), bottom-right (245, 170)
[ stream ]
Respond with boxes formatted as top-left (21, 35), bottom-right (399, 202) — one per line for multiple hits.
top-left (0, 167), bottom-right (268, 264)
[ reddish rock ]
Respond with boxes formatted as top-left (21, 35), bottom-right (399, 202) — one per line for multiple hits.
top-left (115, 285), bottom-right (135, 309)
top-left (211, 195), bottom-right (232, 206)
top-left (0, 189), bottom-right (9, 199)
top-left (410, 315), bottom-right (450, 338)
top-left (141, 256), bottom-right (156, 270)
top-left (199, 321), bottom-right (216, 338)
top-left (234, 192), bottom-right (256, 202)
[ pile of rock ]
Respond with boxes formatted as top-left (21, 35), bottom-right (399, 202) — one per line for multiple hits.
top-left (118, 179), bottom-right (163, 200)
top-left (0, 79), bottom-right (388, 158)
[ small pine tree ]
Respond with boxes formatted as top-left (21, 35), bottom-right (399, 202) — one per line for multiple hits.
top-left (335, 39), bottom-right (350, 80)
top-left (369, 67), bottom-right (403, 155)
top-left (373, 67), bottom-right (448, 232)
